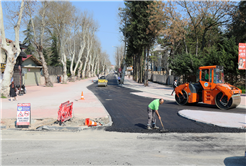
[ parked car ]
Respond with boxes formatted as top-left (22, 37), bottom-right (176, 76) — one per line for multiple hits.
top-left (98, 76), bottom-right (108, 87)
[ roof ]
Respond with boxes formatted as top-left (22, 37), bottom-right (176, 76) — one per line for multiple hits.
top-left (22, 55), bottom-right (42, 66)
top-left (0, 35), bottom-right (13, 44)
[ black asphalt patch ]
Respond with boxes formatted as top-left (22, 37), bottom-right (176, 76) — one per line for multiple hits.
top-left (87, 74), bottom-right (246, 133)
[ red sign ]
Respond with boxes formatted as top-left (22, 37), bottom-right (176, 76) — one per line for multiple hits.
top-left (238, 43), bottom-right (246, 70)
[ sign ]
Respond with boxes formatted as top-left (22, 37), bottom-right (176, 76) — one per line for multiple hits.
top-left (238, 43), bottom-right (246, 70)
top-left (17, 103), bottom-right (31, 126)
top-left (0, 63), bottom-right (6, 72)
top-left (204, 82), bottom-right (208, 87)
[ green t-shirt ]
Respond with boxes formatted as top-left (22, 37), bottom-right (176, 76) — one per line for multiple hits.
top-left (148, 99), bottom-right (160, 110)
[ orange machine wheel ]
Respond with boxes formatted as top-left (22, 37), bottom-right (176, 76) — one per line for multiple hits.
top-left (215, 92), bottom-right (234, 110)
top-left (175, 90), bottom-right (188, 105)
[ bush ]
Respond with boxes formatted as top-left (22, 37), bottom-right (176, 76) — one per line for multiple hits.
top-left (238, 86), bottom-right (245, 94)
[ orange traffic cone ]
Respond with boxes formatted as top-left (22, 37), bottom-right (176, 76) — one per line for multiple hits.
top-left (85, 118), bottom-right (101, 126)
top-left (80, 91), bottom-right (84, 100)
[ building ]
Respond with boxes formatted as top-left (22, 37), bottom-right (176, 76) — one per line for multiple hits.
top-left (150, 44), bottom-right (171, 75)
top-left (22, 55), bottom-right (43, 86)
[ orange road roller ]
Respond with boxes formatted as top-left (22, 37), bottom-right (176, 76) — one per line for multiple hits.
top-left (175, 66), bottom-right (242, 109)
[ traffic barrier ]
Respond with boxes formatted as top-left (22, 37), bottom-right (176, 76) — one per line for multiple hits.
top-left (85, 118), bottom-right (101, 126)
top-left (57, 101), bottom-right (73, 125)
top-left (80, 91), bottom-right (84, 100)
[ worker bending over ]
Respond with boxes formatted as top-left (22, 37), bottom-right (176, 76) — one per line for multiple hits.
top-left (147, 98), bottom-right (164, 130)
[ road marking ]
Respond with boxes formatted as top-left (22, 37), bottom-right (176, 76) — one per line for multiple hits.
top-left (105, 99), bottom-right (112, 100)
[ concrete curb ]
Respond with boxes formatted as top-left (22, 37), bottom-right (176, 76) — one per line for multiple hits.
top-left (36, 125), bottom-right (88, 131)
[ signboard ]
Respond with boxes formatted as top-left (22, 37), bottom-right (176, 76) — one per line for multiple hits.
top-left (238, 43), bottom-right (246, 70)
top-left (17, 103), bottom-right (31, 126)
top-left (0, 63), bottom-right (6, 72)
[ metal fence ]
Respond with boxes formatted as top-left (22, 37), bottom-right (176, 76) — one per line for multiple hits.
top-left (47, 66), bottom-right (63, 75)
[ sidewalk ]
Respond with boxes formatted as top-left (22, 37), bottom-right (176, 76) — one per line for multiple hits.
top-left (0, 77), bottom-right (111, 128)
top-left (122, 76), bottom-right (246, 109)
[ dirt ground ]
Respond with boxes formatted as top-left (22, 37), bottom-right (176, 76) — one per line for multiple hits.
top-left (0, 116), bottom-right (110, 130)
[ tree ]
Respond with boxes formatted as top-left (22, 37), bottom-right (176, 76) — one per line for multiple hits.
top-left (27, 1), bottom-right (53, 87)
top-left (0, 0), bottom-right (25, 97)
top-left (229, 1), bottom-right (246, 43)
top-left (46, 1), bottom-right (75, 83)
top-left (49, 32), bottom-right (60, 66)
top-left (121, 1), bottom-right (154, 82)
top-left (23, 19), bottom-right (35, 55)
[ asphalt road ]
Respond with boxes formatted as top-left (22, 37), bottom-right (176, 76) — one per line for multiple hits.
top-left (87, 74), bottom-right (246, 133)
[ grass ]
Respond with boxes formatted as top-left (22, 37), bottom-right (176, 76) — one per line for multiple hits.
top-left (1, 94), bottom-right (7, 98)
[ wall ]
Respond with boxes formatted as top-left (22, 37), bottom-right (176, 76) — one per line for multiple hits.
top-left (148, 72), bottom-right (179, 85)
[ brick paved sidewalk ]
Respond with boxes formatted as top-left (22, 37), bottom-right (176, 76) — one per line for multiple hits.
top-left (1, 77), bottom-right (110, 120)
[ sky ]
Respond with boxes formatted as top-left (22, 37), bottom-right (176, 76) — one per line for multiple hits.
top-left (3, 0), bottom-right (125, 66)
top-left (71, 1), bottom-right (125, 66)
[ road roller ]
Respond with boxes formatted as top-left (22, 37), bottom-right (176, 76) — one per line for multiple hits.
top-left (175, 66), bottom-right (242, 109)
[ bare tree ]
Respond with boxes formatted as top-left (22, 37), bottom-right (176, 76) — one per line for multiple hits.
top-left (69, 11), bottom-right (90, 81)
top-left (82, 18), bottom-right (97, 78)
top-left (0, 0), bottom-right (25, 97)
top-left (46, 1), bottom-right (75, 83)
top-left (27, 1), bottom-right (53, 87)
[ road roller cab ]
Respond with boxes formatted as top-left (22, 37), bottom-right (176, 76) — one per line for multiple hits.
top-left (175, 65), bottom-right (242, 109)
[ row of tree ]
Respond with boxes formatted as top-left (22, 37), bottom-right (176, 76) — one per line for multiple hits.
top-left (0, 0), bottom-right (111, 97)
top-left (119, 0), bottom-right (245, 86)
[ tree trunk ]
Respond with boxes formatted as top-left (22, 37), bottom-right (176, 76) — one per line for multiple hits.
top-left (38, 48), bottom-right (53, 87)
top-left (0, 44), bottom-right (16, 97)
top-left (61, 52), bottom-right (67, 83)
top-left (144, 46), bottom-right (147, 86)
top-left (70, 52), bottom-right (76, 82)
top-left (77, 60), bottom-right (83, 80)
top-left (0, 0), bottom-right (25, 97)
top-left (196, 37), bottom-right (198, 56)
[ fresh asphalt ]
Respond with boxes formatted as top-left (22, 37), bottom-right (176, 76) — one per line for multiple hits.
top-left (87, 74), bottom-right (246, 133)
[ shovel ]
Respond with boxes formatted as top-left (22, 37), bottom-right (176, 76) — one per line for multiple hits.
top-left (159, 118), bottom-right (168, 132)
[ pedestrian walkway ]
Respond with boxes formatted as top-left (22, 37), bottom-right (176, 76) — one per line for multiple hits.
top-left (122, 76), bottom-right (246, 109)
top-left (179, 109), bottom-right (246, 129)
top-left (1, 77), bottom-right (110, 120)
top-left (122, 76), bottom-right (175, 101)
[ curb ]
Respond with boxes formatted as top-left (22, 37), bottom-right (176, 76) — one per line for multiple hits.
top-left (36, 125), bottom-right (88, 131)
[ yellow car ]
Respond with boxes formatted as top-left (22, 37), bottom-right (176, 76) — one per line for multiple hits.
top-left (98, 76), bottom-right (108, 87)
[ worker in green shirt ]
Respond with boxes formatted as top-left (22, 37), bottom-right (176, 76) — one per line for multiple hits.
top-left (147, 98), bottom-right (164, 130)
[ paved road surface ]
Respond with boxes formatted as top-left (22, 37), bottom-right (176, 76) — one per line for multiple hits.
top-left (2, 130), bottom-right (246, 165)
top-left (87, 74), bottom-right (245, 133)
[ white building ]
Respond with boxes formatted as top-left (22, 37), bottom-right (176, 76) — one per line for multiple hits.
top-left (150, 44), bottom-right (171, 75)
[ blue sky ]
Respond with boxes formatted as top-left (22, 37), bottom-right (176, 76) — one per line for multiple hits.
top-left (4, 1), bottom-right (125, 65)
top-left (71, 1), bottom-right (125, 65)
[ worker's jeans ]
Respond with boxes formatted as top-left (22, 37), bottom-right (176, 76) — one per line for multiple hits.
top-left (147, 107), bottom-right (156, 126)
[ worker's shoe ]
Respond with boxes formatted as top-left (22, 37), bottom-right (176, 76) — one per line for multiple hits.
top-left (147, 126), bottom-right (152, 130)
top-left (152, 125), bottom-right (159, 129)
